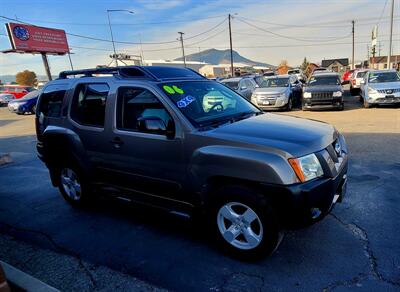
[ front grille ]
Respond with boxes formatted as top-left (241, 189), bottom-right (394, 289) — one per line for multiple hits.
top-left (377, 88), bottom-right (400, 94)
top-left (257, 95), bottom-right (277, 106)
top-left (311, 92), bottom-right (333, 100)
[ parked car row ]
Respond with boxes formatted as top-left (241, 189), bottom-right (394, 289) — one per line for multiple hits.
top-left (7, 90), bottom-right (41, 114)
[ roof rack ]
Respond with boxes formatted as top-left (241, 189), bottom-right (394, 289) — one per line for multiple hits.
top-left (58, 66), bottom-right (207, 81)
top-left (58, 66), bottom-right (156, 80)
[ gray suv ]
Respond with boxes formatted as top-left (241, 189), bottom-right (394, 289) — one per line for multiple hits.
top-left (36, 66), bottom-right (348, 259)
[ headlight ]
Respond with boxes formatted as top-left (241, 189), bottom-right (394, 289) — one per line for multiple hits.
top-left (368, 87), bottom-right (378, 94)
top-left (288, 153), bottom-right (324, 182)
top-left (303, 92), bottom-right (311, 98)
top-left (332, 91), bottom-right (342, 97)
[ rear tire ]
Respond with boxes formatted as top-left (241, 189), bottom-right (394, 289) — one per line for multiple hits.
top-left (210, 185), bottom-right (282, 260)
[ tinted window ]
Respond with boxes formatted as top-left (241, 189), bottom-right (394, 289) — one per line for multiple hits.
top-left (70, 83), bottom-right (109, 127)
top-left (222, 81), bottom-right (239, 90)
top-left (116, 87), bottom-right (173, 134)
top-left (38, 84), bottom-right (67, 118)
top-left (260, 77), bottom-right (289, 88)
top-left (356, 71), bottom-right (367, 78)
top-left (307, 75), bottom-right (340, 86)
top-left (20, 90), bottom-right (40, 100)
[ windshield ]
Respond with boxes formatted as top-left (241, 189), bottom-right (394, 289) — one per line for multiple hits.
top-left (307, 75), bottom-right (340, 86)
top-left (222, 81), bottom-right (239, 90)
top-left (19, 90), bottom-right (40, 100)
top-left (368, 72), bottom-right (400, 83)
top-left (260, 77), bottom-right (289, 88)
top-left (159, 81), bottom-right (260, 127)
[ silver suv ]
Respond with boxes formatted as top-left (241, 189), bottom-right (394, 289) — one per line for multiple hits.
top-left (220, 77), bottom-right (257, 100)
top-left (36, 66), bottom-right (348, 259)
top-left (360, 70), bottom-right (400, 108)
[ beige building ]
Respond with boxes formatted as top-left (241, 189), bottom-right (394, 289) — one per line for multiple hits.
top-left (143, 59), bottom-right (208, 72)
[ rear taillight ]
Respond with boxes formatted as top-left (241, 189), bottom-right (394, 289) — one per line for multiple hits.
top-left (352, 79), bottom-right (356, 86)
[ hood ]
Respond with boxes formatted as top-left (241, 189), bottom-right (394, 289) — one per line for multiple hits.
top-left (204, 113), bottom-right (337, 157)
top-left (254, 87), bottom-right (288, 95)
top-left (369, 81), bottom-right (400, 90)
top-left (304, 85), bottom-right (342, 92)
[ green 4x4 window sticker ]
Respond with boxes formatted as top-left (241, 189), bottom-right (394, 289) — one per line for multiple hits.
top-left (163, 85), bottom-right (185, 94)
top-left (172, 86), bottom-right (184, 94)
top-left (163, 85), bottom-right (175, 94)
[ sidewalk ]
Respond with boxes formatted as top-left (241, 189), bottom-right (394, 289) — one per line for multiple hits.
top-left (0, 233), bottom-right (166, 291)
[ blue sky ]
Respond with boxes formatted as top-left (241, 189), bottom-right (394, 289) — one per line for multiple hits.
top-left (0, 0), bottom-right (398, 76)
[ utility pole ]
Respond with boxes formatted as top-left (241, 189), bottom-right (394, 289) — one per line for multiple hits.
top-left (352, 20), bottom-right (355, 70)
top-left (387, 0), bottom-right (394, 69)
top-left (178, 32), bottom-right (186, 67)
top-left (228, 14), bottom-right (234, 77)
top-left (107, 11), bottom-right (118, 67)
top-left (107, 9), bottom-right (134, 67)
top-left (41, 53), bottom-right (52, 81)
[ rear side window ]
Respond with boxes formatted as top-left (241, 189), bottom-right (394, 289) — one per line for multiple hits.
top-left (70, 83), bottom-right (109, 127)
top-left (357, 71), bottom-right (367, 78)
top-left (38, 84), bottom-right (67, 118)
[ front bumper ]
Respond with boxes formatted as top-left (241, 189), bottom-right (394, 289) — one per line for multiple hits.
top-left (261, 155), bottom-right (348, 227)
top-left (302, 97), bottom-right (343, 110)
top-left (368, 94), bottom-right (400, 105)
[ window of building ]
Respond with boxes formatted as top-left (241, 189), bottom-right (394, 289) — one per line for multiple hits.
top-left (116, 87), bottom-right (173, 134)
top-left (70, 83), bottom-right (109, 127)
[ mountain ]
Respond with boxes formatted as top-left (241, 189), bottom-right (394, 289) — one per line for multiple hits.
top-left (175, 48), bottom-right (274, 67)
top-left (0, 75), bottom-right (53, 84)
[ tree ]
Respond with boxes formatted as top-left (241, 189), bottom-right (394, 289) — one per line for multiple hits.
top-left (279, 59), bottom-right (289, 67)
top-left (300, 57), bottom-right (310, 71)
top-left (15, 70), bottom-right (37, 86)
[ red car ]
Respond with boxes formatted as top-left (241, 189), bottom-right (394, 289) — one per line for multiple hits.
top-left (0, 85), bottom-right (34, 99)
top-left (342, 70), bottom-right (354, 83)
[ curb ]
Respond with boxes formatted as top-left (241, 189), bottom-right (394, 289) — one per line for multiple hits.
top-left (0, 260), bottom-right (59, 292)
top-left (0, 154), bottom-right (12, 166)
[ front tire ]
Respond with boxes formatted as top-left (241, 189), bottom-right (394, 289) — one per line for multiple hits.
top-left (285, 96), bottom-right (293, 111)
top-left (211, 185), bottom-right (282, 259)
top-left (58, 165), bottom-right (90, 206)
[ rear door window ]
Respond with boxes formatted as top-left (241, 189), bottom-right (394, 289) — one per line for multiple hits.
top-left (70, 83), bottom-right (109, 127)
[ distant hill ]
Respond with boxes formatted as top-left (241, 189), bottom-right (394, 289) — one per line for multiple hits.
top-left (175, 48), bottom-right (274, 67)
top-left (0, 75), bottom-right (52, 84)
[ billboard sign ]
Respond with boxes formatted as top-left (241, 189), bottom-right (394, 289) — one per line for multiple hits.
top-left (5, 23), bottom-right (69, 54)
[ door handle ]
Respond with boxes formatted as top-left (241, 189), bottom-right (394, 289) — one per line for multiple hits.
top-left (110, 137), bottom-right (124, 148)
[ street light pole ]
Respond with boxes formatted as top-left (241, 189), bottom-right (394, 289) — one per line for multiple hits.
top-left (387, 0), bottom-right (394, 69)
top-left (178, 32), bottom-right (186, 67)
top-left (351, 20), bottom-right (355, 70)
top-left (229, 14), bottom-right (234, 77)
top-left (107, 9), bottom-right (134, 67)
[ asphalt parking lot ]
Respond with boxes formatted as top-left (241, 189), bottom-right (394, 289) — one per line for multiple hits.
top-left (0, 91), bottom-right (399, 291)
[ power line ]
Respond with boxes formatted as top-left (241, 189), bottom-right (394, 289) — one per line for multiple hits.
top-left (235, 18), bottom-right (352, 42)
top-left (0, 15), bottom-right (227, 45)
top-left (376, 0), bottom-right (389, 26)
top-left (13, 14), bottom-right (227, 26)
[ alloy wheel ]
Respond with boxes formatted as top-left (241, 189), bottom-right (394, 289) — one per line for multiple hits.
top-left (217, 202), bottom-right (263, 250)
top-left (61, 168), bottom-right (82, 201)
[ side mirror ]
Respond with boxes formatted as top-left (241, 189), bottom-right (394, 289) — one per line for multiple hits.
top-left (137, 116), bottom-right (175, 139)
